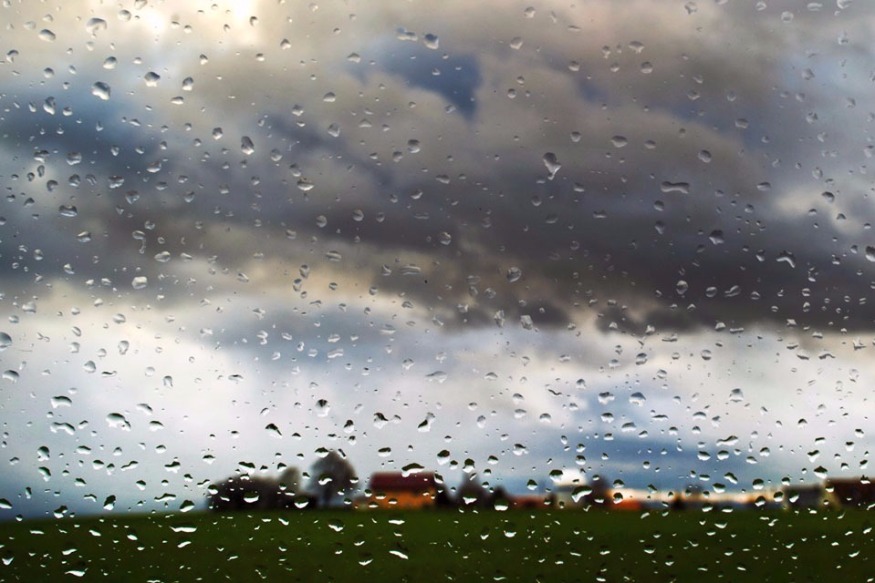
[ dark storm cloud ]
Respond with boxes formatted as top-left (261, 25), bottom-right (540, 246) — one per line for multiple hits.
top-left (376, 44), bottom-right (481, 117)
top-left (7, 0), bottom-right (875, 339)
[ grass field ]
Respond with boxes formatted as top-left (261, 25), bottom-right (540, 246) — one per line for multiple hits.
top-left (0, 509), bottom-right (872, 582)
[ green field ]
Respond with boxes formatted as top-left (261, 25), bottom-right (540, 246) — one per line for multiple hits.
top-left (0, 509), bottom-right (872, 582)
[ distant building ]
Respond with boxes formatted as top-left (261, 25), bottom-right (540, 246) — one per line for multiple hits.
top-left (782, 483), bottom-right (836, 509)
top-left (826, 478), bottom-right (875, 509)
top-left (367, 472), bottom-right (438, 509)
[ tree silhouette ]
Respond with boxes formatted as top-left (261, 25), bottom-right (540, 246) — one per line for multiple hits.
top-left (457, 473), bottom-right (491, 508)
top-left (208, 474), bottom-right (283, 511)
top-left (309, 450), bottom-right (357, 507)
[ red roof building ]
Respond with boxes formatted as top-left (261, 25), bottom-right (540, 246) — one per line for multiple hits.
top-left (367, 472), bottom-right (438, 509)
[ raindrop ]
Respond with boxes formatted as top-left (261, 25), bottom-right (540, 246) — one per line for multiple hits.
top-left (865, 246), bottom-right (875, 262)
top-left (241, 136), bottom-right (255, 155)
top-left (106, 413), bottom-right (131, 430)
top-left (676, 279), bottom-right (688, 296)
top-left (38, 29), bottom-right (56, 42)
top-left (543, 152), bottom-right (561, 180)
top-left (58, 205), bottom-right (78, 217)
top-left (424, 370), bottom-right (448, 385)
top-left (0, 332), bottom-right (12, 352)
top-left (144, 72), bottom-right (160, 87)
top-left (131, 276), bottom-right (148, 290)
top-left (660, 181), bottom-right (690, 194)
top-left (86, 18), bottom-right (108, 35)
top-left (423, 33), bottom-right (439, 49)
top-left (91, 82), bottom-right (111, 101)
top-left (629, 392), bottom-right (646, 405)
top-left (506, 267), bottom-right (522, 282)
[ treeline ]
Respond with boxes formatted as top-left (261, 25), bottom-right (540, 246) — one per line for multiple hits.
top-left (208, 450), bottom-right (354, 511)
top-left (206, 449), bottom-right (615, 512)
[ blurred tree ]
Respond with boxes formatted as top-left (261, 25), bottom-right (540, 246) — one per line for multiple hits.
top-left (207, 475), bottom-right (282, 511)
top-left (309, 450), bottom-right (357, 507)
top-left (279, 466), bottom-right (301, 494)
top-left (457, 473), bottom-right (491, 508)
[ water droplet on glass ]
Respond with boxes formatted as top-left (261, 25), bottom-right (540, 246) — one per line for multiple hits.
top-left (131, 276), bottom-right (148, 289)
top-left (144, 72), bottom-right (160, 87)
top-left (0, 332), bottom-right (12, 352)
top-left (86, 18), bottom-right (108, 35)
top-left (629, 392), bottom-right (646, 405)
top-left (506, 267), bottom-right (522, 282)
top-left (106, 413), bottom-right (131, 430)
top-left (676, 279), bottom-right (688, 296)
top-left (660, 181), bottom-right (690, 194)
top-left (241, 136), bottom-right (255, 155)
top-left (865, 246), bottom-right (875, 262)
top-left (543, 152), bottom-right (561, 180)
top-left (91, 82), bottom-right (111, 101)
top-left (424, 33), bottom-right (439, 49)
top-left (38, 29), bottom-right (56, 42)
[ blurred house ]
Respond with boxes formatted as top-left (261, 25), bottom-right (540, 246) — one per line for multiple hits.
top-left (782, 483), bottom-right (836, 509)
top-left (826, 477), bottom-right (875, 509)
top-left (367, 472), bottom-right (438, 509)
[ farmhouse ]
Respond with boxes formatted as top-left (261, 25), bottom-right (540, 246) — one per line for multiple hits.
top-left (367, 472), bottom-right (438, 509)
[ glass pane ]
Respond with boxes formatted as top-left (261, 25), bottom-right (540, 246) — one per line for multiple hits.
top-left (1, 0), bottom-right (873, 579)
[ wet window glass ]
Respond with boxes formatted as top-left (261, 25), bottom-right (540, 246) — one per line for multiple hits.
top-left (1, 0), bottom-right (873, 579)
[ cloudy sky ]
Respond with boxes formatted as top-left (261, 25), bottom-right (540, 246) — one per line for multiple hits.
top-left (1, 0), bottom-right (873, 518)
